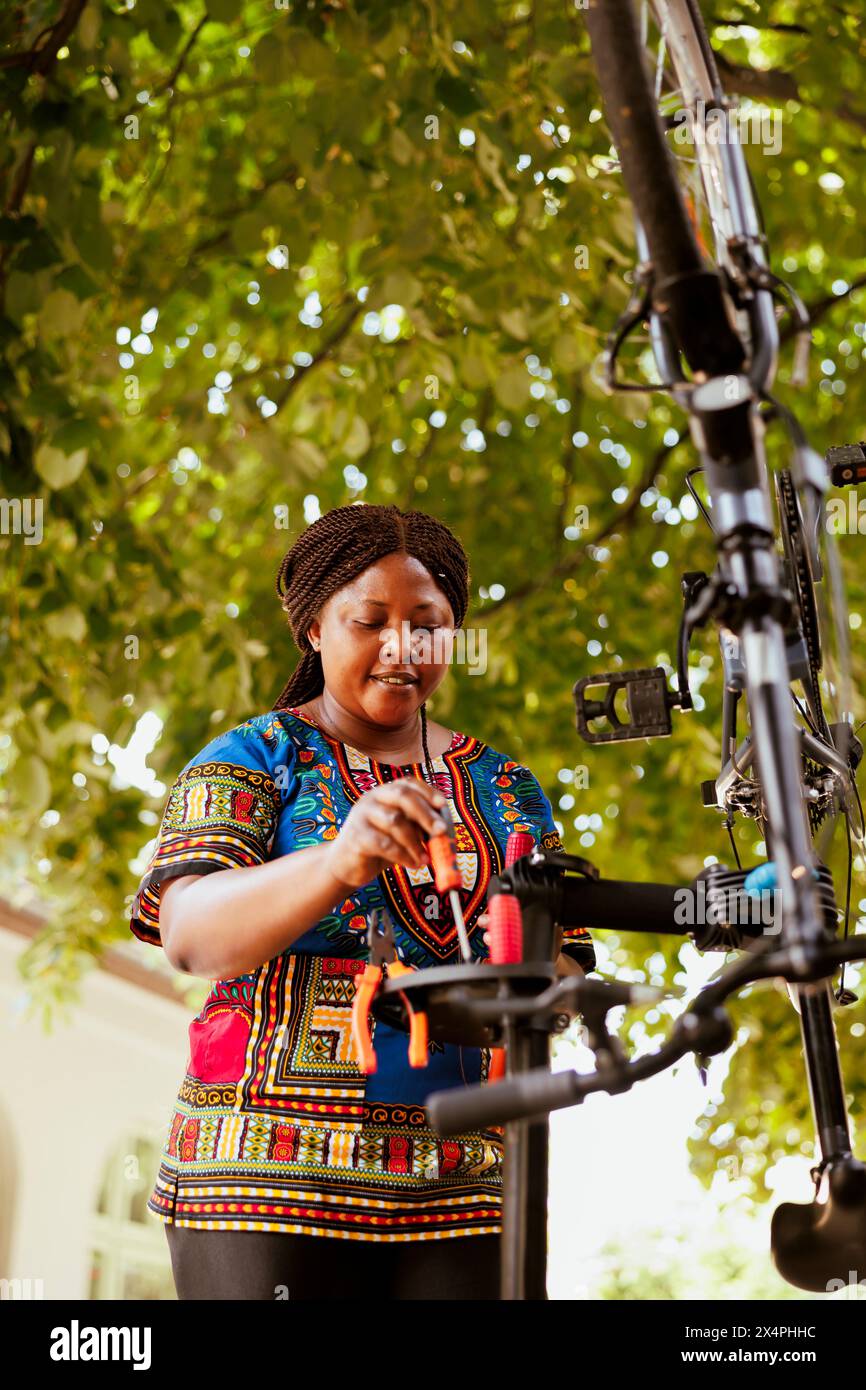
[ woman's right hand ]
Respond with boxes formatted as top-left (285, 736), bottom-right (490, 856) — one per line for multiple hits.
top-left (324, 779), bottom-right (449, 889)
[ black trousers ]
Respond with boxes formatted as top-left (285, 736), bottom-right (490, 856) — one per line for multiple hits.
top-left (165, 1223), bottom-right (501, 1301)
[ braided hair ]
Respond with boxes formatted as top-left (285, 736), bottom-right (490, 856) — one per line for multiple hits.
top-left (273, 503), bottom-right (470, 787)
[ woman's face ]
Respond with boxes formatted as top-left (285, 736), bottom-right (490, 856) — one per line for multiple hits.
top-left (307, 551), bottom-right (457, 726)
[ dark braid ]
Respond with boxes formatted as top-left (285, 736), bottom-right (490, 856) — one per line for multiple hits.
top-left (419, 699), bottom-right (434, 788)
top-left (273, 504), bottom-right (470, 787)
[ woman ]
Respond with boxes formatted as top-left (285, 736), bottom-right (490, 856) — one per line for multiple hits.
top-left (130, 503), bottom-right (596, 1300)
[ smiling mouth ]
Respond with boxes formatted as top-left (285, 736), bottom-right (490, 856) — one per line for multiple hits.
top-left (370, 673), bottom-right (419, 687)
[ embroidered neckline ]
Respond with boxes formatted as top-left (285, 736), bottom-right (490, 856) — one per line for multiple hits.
top-left (278, 705), bottom-right (470, 770)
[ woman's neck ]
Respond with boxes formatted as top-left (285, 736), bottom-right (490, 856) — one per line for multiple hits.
top-left (299, 690), bottom-right (449, 762)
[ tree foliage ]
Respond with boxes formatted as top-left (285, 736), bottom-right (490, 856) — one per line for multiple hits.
top-left (2, 0), bottom-right (866, 1202)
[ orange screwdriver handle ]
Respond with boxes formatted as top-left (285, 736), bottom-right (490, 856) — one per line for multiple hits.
top-left (351, 964), bottom-right (381, 1074)
top-left (387, 960), bottom-right (429, 1067)
top-left (428, 833), bottom-right (461, 892)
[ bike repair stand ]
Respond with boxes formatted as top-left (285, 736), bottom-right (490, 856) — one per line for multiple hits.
top-left (372, 851), bottom-right (603, 1301)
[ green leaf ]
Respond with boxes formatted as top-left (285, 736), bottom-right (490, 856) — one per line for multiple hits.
top-left (78, 4), bottom-right (101, 49)
top-left (461, 353), bottom-right (492, 388)
top-left (52, 419), bottom-right (95, 454)
top-left (15, 231), bottom-right (63, 272)
top-left (367, 269), bottom-right (422, 310)
top-left (35, 444), bottom-right (89, 489)
top-left (5, 270), bottom-right (44, 320)
top-left (43, 606), bottom-right (88, 643)
top-left (499, 308), bottom-right (529, 341)
top-left (171, 609), bottom-right (204, 636)
top-left (253, 35), bottom-right (286, 85)
top-left (435, 74), bottom-right (483, 116)
top-left (285, 437), bottom-right (326, 476)
top-left (55, 264), bottom-right (100, 300)
top-left (0, 215), bottom-right (39, 245)
top-left (38, 288), bottom-right (89, 338)
top-left (231, 210), bottom-right (270, 254)
top-left (146, 7), bottom-right (183, 52)
top-left (27, 384), bottom-right (75, 418)
top-left (493, 365), bottom-right (532, 409)
top-left (341, 415), bottom-right (370, 460)
top-left (6, 754), bottom-right (52, 815)
top-left (206, 0), bottom-right (240, 19)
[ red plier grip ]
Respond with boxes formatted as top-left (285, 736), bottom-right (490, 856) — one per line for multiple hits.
top-left (488, 1047), bottom-right (507, 1084)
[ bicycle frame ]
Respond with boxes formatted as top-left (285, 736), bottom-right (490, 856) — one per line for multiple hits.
top-left (631, 18), bottom-right (861, 1207)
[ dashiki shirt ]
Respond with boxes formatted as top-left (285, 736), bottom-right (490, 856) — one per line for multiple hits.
top-left (130, 705), bottom-right (596, 1242)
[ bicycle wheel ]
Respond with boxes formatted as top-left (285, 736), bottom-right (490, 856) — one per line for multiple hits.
top-left (639, 0), bottom-right (772, 368)
top-left (644, 0), bottom-right (862, 849)
top-left (586, 0), bottom-right (762, 380)
top-left (587, 0), bottom-right (861, 847)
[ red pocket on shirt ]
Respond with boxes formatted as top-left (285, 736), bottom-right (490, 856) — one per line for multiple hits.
top-left (187, 1007), bottom-right (252, 1084)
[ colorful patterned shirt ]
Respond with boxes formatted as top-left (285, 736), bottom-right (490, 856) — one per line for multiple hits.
top-left (130, 706), bottom-right (596, 1242)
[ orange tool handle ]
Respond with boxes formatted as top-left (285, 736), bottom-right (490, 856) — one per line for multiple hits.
top-left (388, 960), bottom-right (429, 1067)
top-left (488, 1047), bottom-right (506, 1084)
top-left (428, 833), bottom-right (461, 893)
top-left (351, 963), bottom-right (381, 1074)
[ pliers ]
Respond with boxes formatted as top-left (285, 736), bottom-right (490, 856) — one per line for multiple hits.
top-left (351, 908), bottom-right (429, 1074)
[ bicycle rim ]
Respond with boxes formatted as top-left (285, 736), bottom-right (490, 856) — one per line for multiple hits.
top-left (802, 485), bottom-right (863, 848)
top-left (640, 0), bottom-right (767, 370)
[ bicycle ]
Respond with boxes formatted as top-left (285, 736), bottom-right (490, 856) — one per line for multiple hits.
top-left (419, 0), bottom-right (866, 1297)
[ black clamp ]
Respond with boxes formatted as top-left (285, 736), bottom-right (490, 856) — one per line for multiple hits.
top-left (684, 569), bottom-right (794, 635)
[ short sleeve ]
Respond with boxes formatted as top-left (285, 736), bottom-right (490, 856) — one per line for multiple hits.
top-left (129, 720), bottom-right (289, 948)
top-left (509, 763), bottom-right (597, 974)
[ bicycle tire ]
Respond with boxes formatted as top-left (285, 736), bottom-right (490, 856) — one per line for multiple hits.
top-left (585, 0), bottom-right (746, 381)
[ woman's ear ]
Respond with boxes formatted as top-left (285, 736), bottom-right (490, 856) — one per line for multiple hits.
top-left (307, 619), bottom-right (322, 651)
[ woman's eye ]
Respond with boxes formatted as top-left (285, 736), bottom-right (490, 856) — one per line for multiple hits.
top-left (355, 622), bottom-right (438, 632)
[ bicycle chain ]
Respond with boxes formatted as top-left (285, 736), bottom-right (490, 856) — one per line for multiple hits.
top-left (777, 468), bottom-right (827, 739)
top-left (777, 470), bottom-right (843, 833)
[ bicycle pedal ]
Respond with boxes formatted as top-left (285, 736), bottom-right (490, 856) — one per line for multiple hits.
top-left (573, 667), bottom-right (678, 743)
top-left (826, 442), bottom-right (866, 486)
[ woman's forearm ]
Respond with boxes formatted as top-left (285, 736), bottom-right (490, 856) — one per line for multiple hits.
top-left (161, 838), bottom-right (589, 983)
top-left (161, 842), bottom-right (352, 979)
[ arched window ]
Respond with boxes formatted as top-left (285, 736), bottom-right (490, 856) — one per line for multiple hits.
top-left (89, 1132), bottom-right (175, 1300)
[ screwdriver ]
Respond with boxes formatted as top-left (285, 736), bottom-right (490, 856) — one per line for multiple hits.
top-left (427, 802), bottom-right (473, 962)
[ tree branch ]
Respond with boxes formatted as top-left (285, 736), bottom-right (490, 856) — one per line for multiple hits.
top-left (270, 299), bottom-right (364, 413)
top-left (32, 0), bottom-right (88, 76)
top-left (715, 54), bottom-right (866, 135)
top-left (779, 270), bottom-right (866, 345)
top-left (119, 12), bottom-right (209, 122)
top-left (710, 16), bottom-right (810, 34)
top-left (0, 0), bottom-right (89, 298)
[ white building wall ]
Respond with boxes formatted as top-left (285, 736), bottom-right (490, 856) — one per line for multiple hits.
top-left (0, 925), bottom-right (191, 1299)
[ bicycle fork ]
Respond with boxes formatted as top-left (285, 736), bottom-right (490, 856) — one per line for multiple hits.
top-left (699, 422), bottom-right (856, 1178)
top-left (740, 616), bottom-right (855, 1173)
